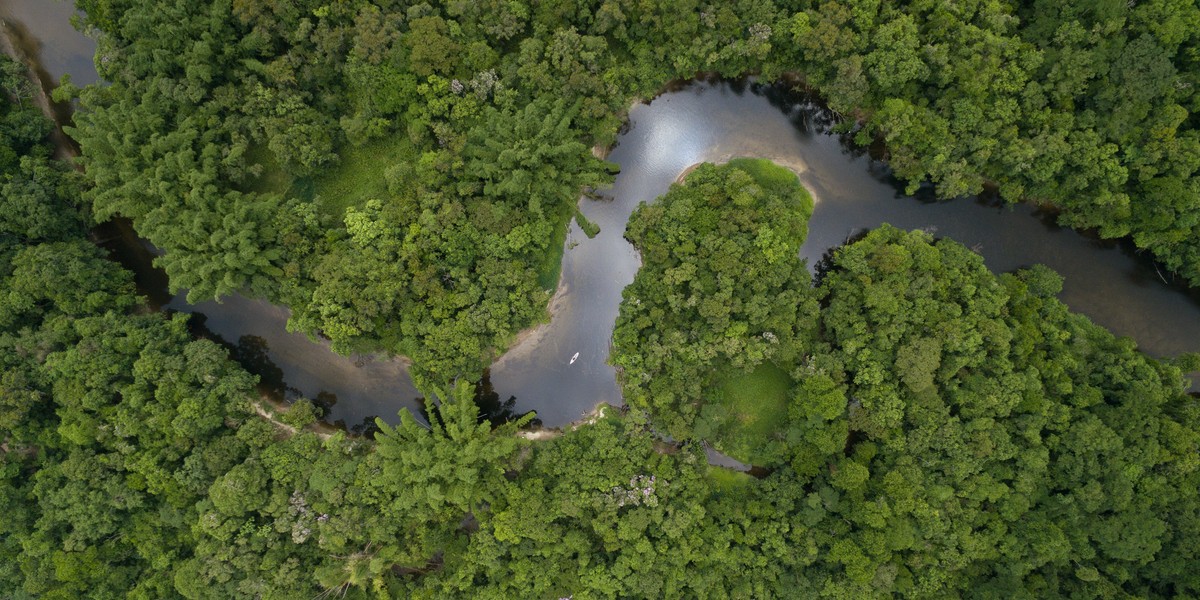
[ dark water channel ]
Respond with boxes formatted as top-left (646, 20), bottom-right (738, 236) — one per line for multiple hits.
top-left (493, 78), bottom-right (1200, 423)
top-left (4, 0), bottom-right (421, 432)
top-left (12, 3), bottom-right (1200, 435)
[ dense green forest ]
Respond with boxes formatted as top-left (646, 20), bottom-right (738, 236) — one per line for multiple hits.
top-left (612, 159), bottom-right (819, 464)
top-left (6, 76), bottom-right (1200, 591)
top-left (4, 0), bottom-right (1200, 596)
top-left (65, 0), bottom-right (1200, 380)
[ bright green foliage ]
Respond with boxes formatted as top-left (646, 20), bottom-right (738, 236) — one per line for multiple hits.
top-left (285, 96), bottom-right (614, 378)
top-left (463, 97), bottom-right (613, 207)
top-left (710, 361), bottom-right (792, 464)
top-left (409, 413), bottom-right (725, 599)
top-left (574, 208), bottom-right (601, 238)
top-left (6, 87), bottom-right (1200, 596)
top-left (0, 91), bottom-right (529, 598)
top-left (373, 380), bottom-right (531, 524)
top-left (612, 160), bottom-right (818, 455)
top-left (309, 137), bottom-right (418, 220)
top-left (62, 0), bottom-right (1200, 384)
top-left (806, 0), bottom-right (1200, 283)
top-left (65, 0), bottom-right (778, 380)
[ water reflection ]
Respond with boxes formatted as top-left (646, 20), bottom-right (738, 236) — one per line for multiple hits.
top-left (0, 0), bottom-right (99, 87)
top-left (492, 78), bottom-right (1200, 422)
top-left (474, 369), bottom-right (540, 427)
top-left (313, 391), bottom-right (339, 419)
top-left (11, 3), bottom-right (1200, 432)
top-left (166, 293), bottom-right (425, 428)
top-left (228, 334), bottom-right (288, 400)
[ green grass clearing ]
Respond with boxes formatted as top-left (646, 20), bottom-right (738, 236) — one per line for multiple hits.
top-left (242, 143), bottom-right (292, 196)
top-left (309, 137), bottom-right (417, 221)
top-left (727, 157), bottom-right (800, 190)
top-left (706, 466), bottom-right (756, 494)
top-left (535, 200), bottom-right (575, 291)
top-left (707, 361), bottom-right (792, 466)
top-left (242, 137), bottom-right (417, 222)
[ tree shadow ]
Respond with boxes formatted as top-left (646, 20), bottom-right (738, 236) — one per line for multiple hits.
top-left (474, 369), bottom-right (541, 428)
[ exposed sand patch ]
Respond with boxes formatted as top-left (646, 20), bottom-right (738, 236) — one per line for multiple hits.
top-left (252, 396), bottom-right (335, 441)
top-left (517, 430), bottom-right (560, 441)
top-left (514, 403), bottom-right (613, 442)
top-left (492, 271), bottom-right (571, 367)
top-left (592, 143), bottom-right (613, 160)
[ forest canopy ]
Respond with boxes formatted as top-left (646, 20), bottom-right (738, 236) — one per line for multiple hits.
top-left (612, 159), bottom-right (819, 465)
top-left (4, 0), bottom-right (1200, 597)
top-left (65, 0), bottom-right (1200, 380)
top-left (608, 162), bottom-right (1200, 597)
top-left (4, 81), bottom-right (1200, 593)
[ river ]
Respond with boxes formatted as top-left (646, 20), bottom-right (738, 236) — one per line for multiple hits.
top-left (10, 3), bottom-right (1200, 433)
top-left (2, 0), bottom-right (422, 433)
top-left (491, 77), bottom-right (1200, 424)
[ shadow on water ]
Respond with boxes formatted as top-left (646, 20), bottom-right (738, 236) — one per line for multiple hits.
top-left (174, 311), bottom-right (294, 406)
top-left (702, 444), bottom-right (774, 479)
top-left (0, 20), bottom-right (73, 127)
top-left (93, 218), bottom-right (173, 308)
top-left (228, 335), bottom-right (289, 400)
top-left (474, 369), bottom-right (541, 428)
top-left (812, 227), bottom-right (873, 289)
top-left (97, 214), bottom-right (410, 433)
top-left (313, 391), bottom-right (340, 420)
top-left (16, 6), bottom-right (1200, 429)
top-left (341, 415), bottom-right (382, 437)
top-left (397, 370), bottom-right (543, 431)
top-left (760, 83), bottom-right (839, 142)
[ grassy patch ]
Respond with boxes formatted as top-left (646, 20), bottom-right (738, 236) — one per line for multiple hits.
top-left (706, 466), bottom-right (755, 494)
top-left (309, 137), bottom-right (417, 221)
top-left (707, 361), bottom-right (792, 466)
top-left (727, 157), bottom-right (800, 190)
top-left (535, 201), bottom-right (574, 291)
top-left (574, 208), bottom-right (601, 238)
top-left (242, 143), bottom-right (292, 196)
top-left (241, 137), bottom-right (418, 223)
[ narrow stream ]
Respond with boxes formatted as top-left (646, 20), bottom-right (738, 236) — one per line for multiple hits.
top-left (11, 4), bottom-right (1200, 435)
top-left (2, 0), bottom-right (422, 432)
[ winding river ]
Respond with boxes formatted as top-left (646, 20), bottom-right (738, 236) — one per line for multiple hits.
top-left (11, 3), bottom-right (1200, 432)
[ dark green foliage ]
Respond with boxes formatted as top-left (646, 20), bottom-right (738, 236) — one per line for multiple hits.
top-left (603, 221), bottom-right (1200, 597)
top-left (800, 226), bottom-right (1200, 596)
top-left (574, 207), bottom-right (601, 238)
top-left (6, 104), bottom-right (1199, 596)
top-left (64, 0), bottom-right (768, 380)
top-left (612, 160), bottom-right (818, 457)
top-left (804, 0), bottom-right (1200, 284)
top-left (67, 0), bottom-right (623, 379)
top-left (0, 55), bottom-right (52, 170)
top-left (0, 240), bottom-right (527, 598)
top-left (409, 412), bottom-right (726, 599)
top-left (5, 1), bottom-right (1200, 597)
top-left (0, 85), bottom-right (531, 598)
top-left (63, 0), bottom-right (1200, 384)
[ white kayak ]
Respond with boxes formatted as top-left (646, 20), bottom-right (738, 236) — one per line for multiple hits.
top-left (570, 352), bottom-right (580, 364)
